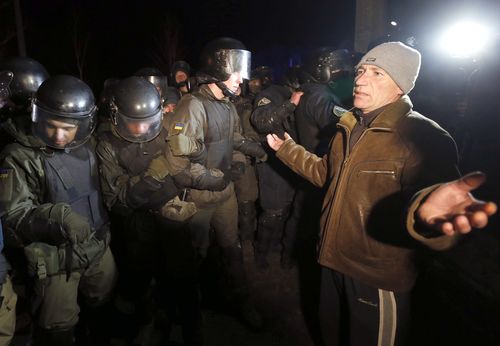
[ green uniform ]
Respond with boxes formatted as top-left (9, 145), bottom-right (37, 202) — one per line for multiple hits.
top-left (0, 123), bottom-right (116, 331)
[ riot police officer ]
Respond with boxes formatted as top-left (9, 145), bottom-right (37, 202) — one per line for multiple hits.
top-left (296, 47), bottom-right (353, 154)
top-left (0, 75), bottom-right (117, 345)
top-left (0, 57), bottom-right (49, 151)
top-left (165, 37), bottom-right (265, 329)
top-left (0, 70), bottom-right (17, 345)
top-left (170, 60), bottom-right (194, 95)
top-left (250, 73), bottom-right (304, 270)
top-left (96, 76), bottom-right (226, 345)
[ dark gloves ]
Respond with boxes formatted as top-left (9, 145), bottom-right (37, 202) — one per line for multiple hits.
top-left (234, 139), bottom-right (268, 162)
top-left (173, 163), bottom-right (228, 191)
top-left (144, 155), bottom-right (170, 182)
top-left (228, 161), bottom-right (246, 181)
top-left (126, 176), bottom-right (181, 210)
top-left (20, 204), bottom-right (92, 246)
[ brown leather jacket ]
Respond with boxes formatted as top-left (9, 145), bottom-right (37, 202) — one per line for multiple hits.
top-left (276, 96), bottom-right (460, 292)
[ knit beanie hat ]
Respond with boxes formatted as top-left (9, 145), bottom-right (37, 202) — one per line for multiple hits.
top-left (356, 42), bottom-right (421, 94)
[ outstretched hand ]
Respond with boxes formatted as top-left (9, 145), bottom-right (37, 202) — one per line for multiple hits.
top-left (416, 172), bottom-right (497, 235)
top-left (266, 132), bottom-right (292, 151)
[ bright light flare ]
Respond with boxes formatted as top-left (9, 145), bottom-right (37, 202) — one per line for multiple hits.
top-left (438, 21), bottom-right (493, 58)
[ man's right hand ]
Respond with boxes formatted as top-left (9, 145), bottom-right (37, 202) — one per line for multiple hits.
top-left (266, 132), bottom-right (292, 151)
top-left (290, 91), bottom-right (304, 106)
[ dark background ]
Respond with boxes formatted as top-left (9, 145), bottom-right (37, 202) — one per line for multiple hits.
top-left (1, 0), bottom-right (499, 94)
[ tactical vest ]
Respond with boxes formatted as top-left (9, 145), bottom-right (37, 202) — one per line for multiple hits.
top-left (42, 142), bottom-right (108, 231)
top-left (101, 128), bottom-right (168, 177)
top-left (194, 90), bottom-right (234, 172)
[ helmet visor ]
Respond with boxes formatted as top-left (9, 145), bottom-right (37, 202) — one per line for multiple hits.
top-left (218, 49), bottom-right (251, 80)
top-left (32, 103), bottom-right (96, 149)
top-left (114, 109), bottom-right (163, 143)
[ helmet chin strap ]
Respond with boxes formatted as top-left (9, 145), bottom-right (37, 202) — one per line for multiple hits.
top-left (216, 82), bottom-right (238, 101)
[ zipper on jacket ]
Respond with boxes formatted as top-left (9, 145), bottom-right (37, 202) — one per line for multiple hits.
top-left (317, 124), bottom-right (391, 259)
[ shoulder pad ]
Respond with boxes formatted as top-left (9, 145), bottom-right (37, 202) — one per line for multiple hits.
top-left (257, 97), bottom-right (272, 107)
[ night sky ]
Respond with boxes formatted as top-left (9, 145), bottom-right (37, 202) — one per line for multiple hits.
top-left (1, 0), bottom-right (357, 93)
top-left (0, 0), bottom-right (499, 94)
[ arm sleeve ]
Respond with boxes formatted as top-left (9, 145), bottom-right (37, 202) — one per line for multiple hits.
top-left (250, 92), bottom-right (296, 135)
top-left (96, 139), bottom-right (180, 211)
top-left (275, 138), bottom-right (328, 187)
top-left (401, 117), bottom-right (461, 250)
top-left (0, 147), bottom-right (87, 246)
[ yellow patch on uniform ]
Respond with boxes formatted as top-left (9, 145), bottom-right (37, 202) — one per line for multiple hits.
top-left (174, 123), bottom-right (184, 130)
top-left (0, 168), bottom-right (11, 179)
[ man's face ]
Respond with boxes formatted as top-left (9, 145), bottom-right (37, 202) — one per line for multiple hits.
top-left (248, 79), bottom-right (262, 95)
top-left (222, 72), bottom-right (243, 94)
top-left (163, 103), bottom-right (176, 114)
top-left (44, 118), bottom-right (78, 148)
top-left (175, 71), bottom-right (188, 84)
top-left (353, 65), bottom-right (403, 114)
top-left (126, 120), bottom-right (151, 138)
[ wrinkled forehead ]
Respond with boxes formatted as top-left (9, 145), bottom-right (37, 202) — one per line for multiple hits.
top-left (356, 64), bottom-right (388, 74)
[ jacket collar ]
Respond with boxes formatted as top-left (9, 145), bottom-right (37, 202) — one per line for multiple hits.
top-left (198, 84), bottom-right (230, 103)
top-left (339, 95), bottom-right (413, 131)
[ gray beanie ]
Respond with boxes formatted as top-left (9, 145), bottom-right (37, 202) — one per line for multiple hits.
top-left (356, 42), bottom-right (421, 94)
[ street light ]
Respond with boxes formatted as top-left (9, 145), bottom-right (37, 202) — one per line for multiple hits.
top-left (437, 20), bottom-right (493, 59)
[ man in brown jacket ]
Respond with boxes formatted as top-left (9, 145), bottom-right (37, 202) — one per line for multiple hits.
top-left (266, 42), bottom-right (496, 345)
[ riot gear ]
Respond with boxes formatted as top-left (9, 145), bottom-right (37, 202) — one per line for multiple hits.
top-left (31, 75), bottom-right (96, 150)
top-left (134, 67), bottom-right (169, 97)
top-left (198, 37), bottom-right (251, 85)
top-left (110, 76), bottom-right (163, 143)
top-left (305, 48), bottom-right (353, 84)
top-left (0, 71), bottom-right (13, 103)
top-left (0, 57), bottom-right (49, 106)
top-left (282, 65), bottom-right (305, 91)
top-left (248, 66), bottom-right (273, 96)
top-left (170, 60), bottom-right (191, 90)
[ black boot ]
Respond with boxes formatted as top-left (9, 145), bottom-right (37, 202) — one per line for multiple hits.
top-left (254, 209), bottom-right (287, 270)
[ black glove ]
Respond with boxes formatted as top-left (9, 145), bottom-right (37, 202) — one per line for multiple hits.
top-left (127, 176), bottom-right (181, 210)
top-left (20, 206), bottom-right (92, 245)
top-left (235, 139), bottom-right (268, 162)
top-left (173, 163), bottom-right (228, 191)
top-left (228, 162), bottom-right (246, 181)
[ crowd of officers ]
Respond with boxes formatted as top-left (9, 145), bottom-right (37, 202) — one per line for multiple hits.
top-left (0, 37), bottom-right (356, 345)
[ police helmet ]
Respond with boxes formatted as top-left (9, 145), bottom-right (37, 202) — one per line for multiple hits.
top-left (305, 48), bottom-right (353, 84)
top-left (0, 57), bottom-right (49, 106)
top-left (110, 76), bottom-right (163, 143)
top-left (31, 75), bottom-right (97, 149)
top-left (198, 37), bottom-right (251, 83)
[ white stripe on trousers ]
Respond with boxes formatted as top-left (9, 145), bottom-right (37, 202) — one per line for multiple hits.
top-left (378, 289), bottom-right (397, 346)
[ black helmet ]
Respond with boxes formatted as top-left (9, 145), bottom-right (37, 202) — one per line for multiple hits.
top-left (98, 77), bottom-right (120, 119)
top-left (248, 66), bottom-right (273, 95)
top-left (31, 75), bottom-right (97, 149)
top-left (305, 48), bottom-right (353, 84)
top-left (198, 37), bottom-right (251, 84)
top-left (0, 70), bottom-right (14, 104)
top-left (134, 67), bottom-right (168, 97)
top-left (282, 65), bottom-right (304, 90)
top-left (110, 76), bottom-right (163, 143)
top-left (0, 57), bottom-right (49, 106)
